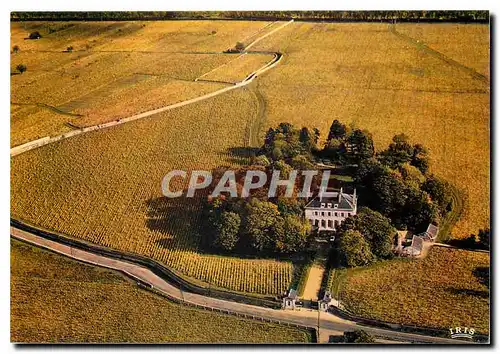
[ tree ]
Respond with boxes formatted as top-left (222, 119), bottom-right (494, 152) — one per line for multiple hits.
top-left (253, 154), bottom-right (271, 167)
top-left (272, 159), bottom-right (292, 179)
top-left (399, 163), bottom-right (425, 190)
top-left (277, 197), bottom-right (304, 217)
top-left (338, 229), bottom-right (374, 267)
top-left (422, 175), bottom-right (452, 216)
top-left (400, 188), bottom-right (438, 232)
top-left (327, 119), bottom-right (347, 142)
top-left (242, 199), bottom-right (280, 251)
top-left (12, 45), bottom-right (19, 53)
top-left (299, 127), bottom-right (317, 153)
top-left (411, 143), bottom-right (430, 174)
top-left (354, 208), bottom-right (396, 259)
top-left (66, 46), bottom-right (74, 52)
top-left (261, 122), bottom-right (314, 163)
top-left (342, 330), bottom-right (376, 343)
top-left (322, 138), bottom-right (346, 163)
top-left (274, 215), bottom-right (310, 253)
top-left (346, 129), bottom-right (374, 163)
top-left (378, 133), bottom-right (413, 169)
top-left (235, 41), bottom-right (245, 52)
top-left (478, 228), bottom-right (490, 250)
top-left (370, 170), bottom-right (408, 218)
top-left (16, 64), bottom-right (27, 74)
top-left (29, 31), bottom-right (42, 39)
top-left (289, 154), bottom-right (314, 170)
top-left (214, 211), bottom-right (241, 251)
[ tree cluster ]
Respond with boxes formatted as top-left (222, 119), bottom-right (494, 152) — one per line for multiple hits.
top-left (16, 64), bottom-right (27, 74)
top-left (28, 31), bottom-right (42, 39)
top-left (204, 196), bottom-right (311, 254)
top-left (335, 207), bottom-right (396, 267)
top-left (11, 11), bottom-right (488, 23)
top-left (342, 330), bottom-right (376, 343)
top-left (260, 122), bottom-right (319, 167)
top-left (320, 120), bottom-right (375, 164)
top-left (354, 136), bottom-right (449, 232)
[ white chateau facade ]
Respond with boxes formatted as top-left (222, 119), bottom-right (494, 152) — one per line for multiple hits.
top-left (304, 188), bottom-right (357, 231)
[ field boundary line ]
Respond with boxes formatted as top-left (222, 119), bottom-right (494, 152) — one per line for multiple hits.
top-left (11, 102), bottom-right (83, 117)
top-left (245, 20), bottom-right (294, 50)
top-left (195, 53), bottom-right (247, 81)
top-left (389, 24), bottom-right (489, 85)
top-left (239, 21), bottom-right (277, 44)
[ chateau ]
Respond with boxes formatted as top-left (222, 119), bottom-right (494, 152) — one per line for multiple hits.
top-left (304, 188), bottom-right (357, 231)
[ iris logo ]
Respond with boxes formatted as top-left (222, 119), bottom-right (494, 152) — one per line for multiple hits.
top-left (449, 327), bottom-right (475, 340)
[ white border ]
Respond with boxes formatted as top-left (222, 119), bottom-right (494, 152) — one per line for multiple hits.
top-left (2, 1), bottom-right (497, 353)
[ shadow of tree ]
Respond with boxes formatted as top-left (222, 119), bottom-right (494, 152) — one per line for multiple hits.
top-left (225, 146), bottom-right (260, 165)
top-left (446, 287), bottom-right (489, 298)
top-left (328, 335), bottom-right (345, 343)
top-left (145, 196), bottom-right (203, 250)
top-left (473, 266), bottom-right (489, 288)
top-left (227, 146), bottom-right (260, 157)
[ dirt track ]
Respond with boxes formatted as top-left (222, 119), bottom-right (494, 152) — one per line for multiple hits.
top-left (302, 266), bottom-right (324, 301)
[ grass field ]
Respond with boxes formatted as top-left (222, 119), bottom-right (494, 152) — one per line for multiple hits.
top-left (11, 20), bottom-right (489, 297)
top-left (333, 247), bottom-right (489, 334)
top-left (11, 239), bottom-right (310, 343)
top-left (252, 22), bottom-right (489, 238)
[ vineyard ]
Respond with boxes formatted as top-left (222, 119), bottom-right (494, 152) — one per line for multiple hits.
top-left (11, 88), bottom-right (294, 296)
top-left (11, 240), bottom-right (310, 343)
top-left (10, 20), bottom-right (276, 146)
top-left (251, 22), bottom-right (490, 238)
top-left (335, 246), bottom-right (490, 334)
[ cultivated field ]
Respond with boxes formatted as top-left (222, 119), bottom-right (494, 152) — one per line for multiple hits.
top-left (334, 246), bottom-right (489, 334)
top-left (11, 240), bottom-right (310, 343)
top-left (11, 20), bottom-right (490, 298)
top-left (252, 22), bottom-right (490, 238)
top-left (11, 88), bottom-right (293, 295)
top-left (10, 21), bottom-right (277, 146)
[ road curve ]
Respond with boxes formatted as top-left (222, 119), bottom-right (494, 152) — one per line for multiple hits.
top-left (11, 226), bottom-right (471, 344)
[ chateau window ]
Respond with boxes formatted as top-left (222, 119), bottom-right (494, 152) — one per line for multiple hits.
top-left (327, 220), bottom-right (333, 228)
top-left (334, 204), bottom-right (338, 208)
top-left (321, 212), bottom-right (325, 216)
top-left (321, 220), bottom-right (326, 228)
top-left (341, 212), bottom-right (344, 217)
top-left (328, 212), bottom-right (331, 216)
top-left (335, 212), bottom-right (338, 217)
top-left (321, 203), bottom-right (325, 208)
top-left (327, 203), bottom-right (332, 208)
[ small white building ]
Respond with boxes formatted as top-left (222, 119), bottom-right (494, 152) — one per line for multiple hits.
top-left (319, 291), bottom-right (333, 312)
top-left (304, 188), bottom-right (357, 232)
top-left (282, 289), bottom-right (298, 310)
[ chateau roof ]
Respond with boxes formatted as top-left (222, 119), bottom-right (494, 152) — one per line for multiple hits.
top-left (305, 189), bottom-right (356, 211)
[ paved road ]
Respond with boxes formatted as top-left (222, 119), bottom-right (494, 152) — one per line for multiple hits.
top-left (11, 226), bottom-right (470, 344)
